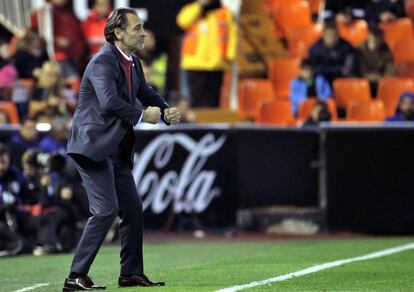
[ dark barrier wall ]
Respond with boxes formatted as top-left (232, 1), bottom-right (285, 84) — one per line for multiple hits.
top-left (4, 124), bottom-right (414, 233)
top-left (132, 126), bottom-right (319, 229)
top-left (235, 127), bottom-right (319, 208)
top-left (324, 126), bottom-right (414, 234)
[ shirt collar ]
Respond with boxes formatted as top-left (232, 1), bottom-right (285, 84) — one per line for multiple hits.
top-left (115, 44), bottom-right (133, 62)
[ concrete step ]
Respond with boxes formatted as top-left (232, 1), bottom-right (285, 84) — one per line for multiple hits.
top-left (237, 206), bottom-right (326, 234)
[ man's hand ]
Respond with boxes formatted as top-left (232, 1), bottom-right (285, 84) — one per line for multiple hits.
top-left (164, 107), bottom-right (181, 124)
top-left (143, 106), bottom-right (161, 124)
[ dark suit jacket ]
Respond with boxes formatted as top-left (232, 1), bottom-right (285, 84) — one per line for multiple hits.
top-left (67, 43), bottom-right (169, 163)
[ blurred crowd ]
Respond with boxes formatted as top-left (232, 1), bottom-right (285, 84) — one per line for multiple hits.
top-left (0, 0), bottom-right (179, 127)
top-left (0, 117), bottom-right (92, 256)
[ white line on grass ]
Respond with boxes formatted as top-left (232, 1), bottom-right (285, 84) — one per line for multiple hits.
top-left (13, 283), bottom-right (50, 292)
top-left (216, 242), bottom-right (414, 292)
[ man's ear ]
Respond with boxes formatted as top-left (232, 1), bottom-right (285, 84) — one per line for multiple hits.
top-left (114, 28), bottom-right (123, 41)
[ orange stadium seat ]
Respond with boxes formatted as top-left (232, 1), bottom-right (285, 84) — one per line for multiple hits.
top-left (333, 78), bottom-right (371, 108)
top-left (380, 18), bottom-right (414, 50)
top-left (220, 85), bottom-right (230, 109)
top-left (297, 98), bottom-right (338, 122)
top-left (0, 101), bottom-right (20, 124)
top-left (286, 24), bottom-right (322, 58)
top-left (270, 0), bottom-right (312, 36)
top-left (346, 99), bottom-right (386, 122)
top-left (238, 79), bottom-right (275, 118)
top-left (256, 100), bottom-right (293, 125)
top-left (406, 0), bottom-right (414, 21)
top-left (268, 57), bottom-right (301, 99)
top-left (393, 39), bottom-right (414, 66)
top-left (219, 70), bottom-right (232, 109)
top-left (397, 61), bottom-right (414, 79)
top-left (264, 0), bottom-right (300, 14)
top-left (307, 0), bottom-right (324, 14)
top-left (337, 19), bottom-right (369, 47)
top-left (297, 98), bottom-right (317, 121)
top-left (377, 77), bottom-right (414, 118)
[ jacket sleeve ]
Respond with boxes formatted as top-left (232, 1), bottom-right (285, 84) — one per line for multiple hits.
top-left (316, 75), bottom-right (332, 99)
top-left (290, 79), bottom-right (306, 116)
top-left (176, 3), bottom-right (202, 30)
top-left (90, 54), bottom-right (143, 127)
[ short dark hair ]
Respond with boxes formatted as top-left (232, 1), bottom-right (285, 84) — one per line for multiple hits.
top-left (0, 143), bottom-right (10, 157)
top-left (300, 59), bottom-right (312, 69)
top-left (323, 20), bottom-right (337, 32)
top-left (314, 101), bottom-right (332, 122)
top-left (104, 7), bottom-right (137, 44)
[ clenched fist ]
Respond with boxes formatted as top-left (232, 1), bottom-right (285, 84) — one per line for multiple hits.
top-left (164, 107), bottom-right (181, 124)
top-left (143, 106), bottom-right (161, 124)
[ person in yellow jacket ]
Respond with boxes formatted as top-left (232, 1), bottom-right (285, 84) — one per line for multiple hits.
top-left (177, 0), bottom-right (237, 107)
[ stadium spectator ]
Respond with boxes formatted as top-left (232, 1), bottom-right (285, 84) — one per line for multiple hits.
top-left (13, 30), bottom-right (49, 79)
top-left (0, 111), bottom-right (10, 124)
top-left (29, 61), bottom-right (76, 122)
top-left (0, 144), bottom-right (32, 256)
top-left (290, 59), bottom-right (332, 116)
top-left (0, 39), bottom-right (18, 88)
top-left (19, 149), bottom-right (43, 208)
top-left (15, 149), bottom-right (42, 242)
top-left (324, 0), bottom-right (404, 26)
top-left (386, 92), bottom-right (414, 122)
top-left (8, 119), bottom-right (40, 170)
top-left (358, 28), bottom-right (395, 97)
top-left (177, 0), bottom-right (237, 107)
top-left (82, 0), bottom-right (112, 59)
top-left (39, 119), bottom-right (69, 154)
top-left (136, 30), bottom-right (168, 96)
top-left (324, 0), bottom-right (366, 22)
top-left (302, 101), bottom-right (332, 126)
top-left (309, 22), bottom-right (359, 85)
top-left (31, 0), bottom-right (87, 78)
top-left (366, 0), bottom-right (405, 25)
top-left (36, 153), bottom-right (80, 254)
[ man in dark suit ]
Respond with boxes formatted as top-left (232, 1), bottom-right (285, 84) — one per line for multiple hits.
top-left (63, 7), bottom-right (180, 291)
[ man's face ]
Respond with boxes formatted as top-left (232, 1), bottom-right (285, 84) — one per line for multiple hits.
top-left (311, 105), bottom-right (322, 121)
top-left (120, 13), bottom-right (147, 52)
top-left (300, 67), bottom-right (312, 80)
top-left (400, 96), bottom-right (414, 116)
top-left (21, 121), bottom-right (38, 141)
top-left (23, 163), bottom-right (38, 178)
top-left (323, 28), bottom-right (339, 48)
top-left (95, 0), bottom-right (111, 18)
top-left (0, 43), bottom-right (10, 59)
top-left (51, 0), bottom-right (68, 7)
top-left (0, 154), bottom-right (10, 178)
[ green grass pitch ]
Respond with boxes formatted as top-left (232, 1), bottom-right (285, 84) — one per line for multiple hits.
top-left (1, 237), bottom-right (414, 291)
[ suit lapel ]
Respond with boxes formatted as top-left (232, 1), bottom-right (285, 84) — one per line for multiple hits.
top-left (108, 44), bottom-right (132, 102)
top-left (131, 57), bottom-right (141, 104)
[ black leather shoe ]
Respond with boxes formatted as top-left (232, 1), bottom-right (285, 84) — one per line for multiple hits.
top-left (63, 275), bottom-right (106, 291)
top-left (118, 274), bottom-right (165, 287)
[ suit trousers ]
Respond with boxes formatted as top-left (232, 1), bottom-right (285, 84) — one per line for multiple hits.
top-left (69, 147), bottom-right (143, 276)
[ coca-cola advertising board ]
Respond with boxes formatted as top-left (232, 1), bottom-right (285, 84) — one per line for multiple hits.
top-left (133, 128), bottom-right (237, 229)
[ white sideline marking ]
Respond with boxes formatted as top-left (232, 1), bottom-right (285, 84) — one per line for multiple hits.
top-left (13, 283), bottom-right (50, 292)
top-left (216, 242), bottom-right (414, 292)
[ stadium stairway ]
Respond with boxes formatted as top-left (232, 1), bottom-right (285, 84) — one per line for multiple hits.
top-left (237, 206), bottom-right (326, 235)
